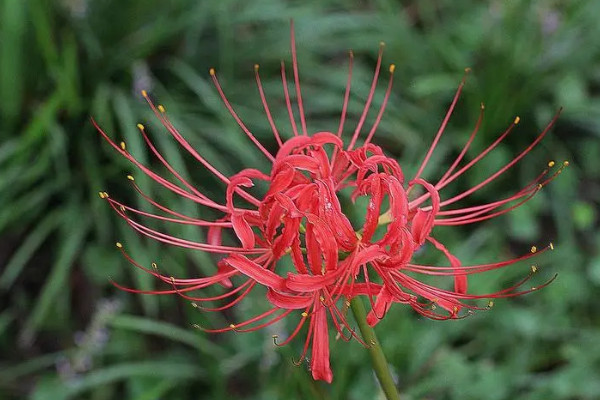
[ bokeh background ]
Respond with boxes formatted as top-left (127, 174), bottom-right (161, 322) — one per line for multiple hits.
top-left (1, 0), bottom-right (599, 399)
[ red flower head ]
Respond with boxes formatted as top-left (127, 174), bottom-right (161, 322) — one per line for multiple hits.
top-left (94, 23), bottom-right (565, 383)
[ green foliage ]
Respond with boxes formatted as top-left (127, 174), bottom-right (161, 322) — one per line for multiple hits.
top-left (1, 0), bottom-right (599, 399)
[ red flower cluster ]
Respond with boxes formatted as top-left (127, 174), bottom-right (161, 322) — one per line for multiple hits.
top-left (94, 25), bottom-right (564, 382)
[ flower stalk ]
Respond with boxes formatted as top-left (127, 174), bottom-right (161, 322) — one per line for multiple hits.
top-left (350, 297), bottom-right (401, 400)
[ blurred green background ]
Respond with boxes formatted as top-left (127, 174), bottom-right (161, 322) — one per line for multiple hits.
top-left (1, 0), bottom-right (599, 399)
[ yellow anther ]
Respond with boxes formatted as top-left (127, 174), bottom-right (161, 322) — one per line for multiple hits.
top-left (127, 175), bottom-right (134, 181)
top-left (514, 116), bottom-right (520, 124)
top-left (158, 105), bottom-right (166, 113)
top-left (272, 334), bottom-right (278, 339)
top-left (229, 324), bottom-right (236, 329)
top-left (537, 184), bottom-right (543, 190)
top-left (488, 300), bottom-right (494, 308)
top-left (480, 102), bottom-right (485, 110)
top-left (170, 276), bottom-right (175, 284)
top-left (464, 67), bottom-right (472, 73)
top-left (548, 160), bottom-right (555, 167)
top-left (301, 312), bottom-right (308, 317)
top-left (319, 296), bottom-right (325, 302)
top-left (345, 301), bottom-right (351, 307)
top-left (209, 68), bottom-right (216, 76)
top-left (119, 205), bottom-right (126, 212)
top-left (531, 265), bottom-right (538, 273)
top-left (549, 242), bottom-right (554, 250)
top-left (431, 304), bottom-right (437, 310)
top-left (531, 286), bottom-right (537, 291)
top-left (116, 242), bottom-right (123, 248)
top-left (137, 123), bottom-right (144, 130)
top-left (389, 64), bottom-right (396, 73)
top-left (379, 41), bottom-right (386, 47)
top-left (141, 90), bottom-right (148, 97)
top-left (151, 262), bottom-right (158, 270)
top-left (192, 324), bottom-right (201, 329)
top-left (530, 246), bottom-right (537, 253)
top-left (453, 306), bottom-right (459, 314)
top-left (120, 141), bottom-right (126, 150)
top-left (104, 192), bottom-right (109, 198)
top-left (98, 191), bottom-right (106, 199)
top-left (563, 161), bottom-right (569, 166)
top-left (349, 50), bottom-right (354, 57)
top-left (254, 64), bottom-right (259, 71)
top-left (191, 302), bottom-right (198, 308)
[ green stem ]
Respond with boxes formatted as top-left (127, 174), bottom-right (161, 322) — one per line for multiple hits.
top-left (350, 297), bottom-right (401, 400)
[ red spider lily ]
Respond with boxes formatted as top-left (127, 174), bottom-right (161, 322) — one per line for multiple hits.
top-left (94, 23), bottom-right (565, 383)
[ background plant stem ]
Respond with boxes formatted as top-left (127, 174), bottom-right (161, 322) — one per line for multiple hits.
top-left (350, 297), bottom-right (401, 400)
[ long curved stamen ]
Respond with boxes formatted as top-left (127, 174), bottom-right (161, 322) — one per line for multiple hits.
top-left (363, 64), bottom-right (396, 146)
top-left (290, 20), bottom-right (308, 136)
top-left (197, 306), bottom-right (282, 333)
top-left (254, 64), bottom-right (283, 146)
top-left (107, 196), bottom-right (233, 227)
top-left (436, 102), bottom-right (485, 186)
top-left (411, 68), bottom-right (470, 182)
top-left (209, 69), bottom-right (275, 162)
top-left (347, 42), bottom-right (385, 151)
top-left (141, 92), bottom-right (232, 185)
top-left (281, 61), bottom-right (300, 137)
top-left (337, 51), bottom-right (354, 138)
top-left (191, 281), bottom-right (256, 311)
top-left (94, 119), bottom-right (228, 212)
top-left (273, 310), bottom-right (310, 347)
top-left (439, 110), bottom-right (562, 207)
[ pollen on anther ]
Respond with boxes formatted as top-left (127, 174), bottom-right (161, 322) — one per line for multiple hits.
top-left (151, 262), bottom-right (158, 270)
top-left (301, 312), bottom-right (308, 317)
top-left (549, 242), bottom-right (555, 250)
top-left (98, 191), bottom-right (106, 199)
top-left (254, 64), bottom-right (259, 71)
top-left (192, 324), bottom-right (201, 329)
top-left (548, 160), bottom-right (555, 167)
top-left (379, 41), bottom-right (385, 47)
top-left (464, 67), bottom-right (472, 73)
top-left (127, 175), bottom-right (135, 181)
top-left (514, 116), bottom-right (521, 124)
top-left (389, 64), bottom-right (396, 73)
top-left (136, 123), bottom-right (145, 131)
top-left (209, 68), bottom-right (216, 76)
top-left (229, 324), bottom-right (236, 329)
top-left (120, 141), bottom-right (126, 151)
top-left (319, 296), bottom-right (325, 302)
top-left (530, 246), bottom-right (537, 253)
top-left (480, 102), bottom-right (485, 110)
top-left (141, 90), bottom-right (148, 97)
top-left (116, 242), bottom-right (123, 248)
top-left (531, 265), bottom-right (538, 273)
top-left (537, 184), bottom-right (543, 190)
top-left (191, 302), bottom-right (199, 308)
top-left (119, 205), bottom-right (126, 212)
top-left (488, 300), bottom-right (494, 308)
top-left (563, 161), bottom-right (570, 166)
top-left (157, 105), bottom-right (166, 113)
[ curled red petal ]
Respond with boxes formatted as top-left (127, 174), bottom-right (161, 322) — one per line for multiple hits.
top-left (266, 289), bottom-right (313, 309)
top-left (428, 236), bottom-right (467, 294)
top-left (310, 307), bottom-right (333, 383)
top-left (366, 286), bottom-right (393, 327)
top-left (231, 213), bottom-right (255, 249)
top-left (224, 255), bottom-right (285, 290)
